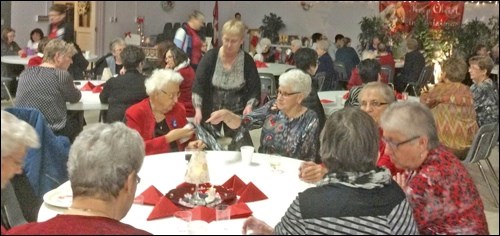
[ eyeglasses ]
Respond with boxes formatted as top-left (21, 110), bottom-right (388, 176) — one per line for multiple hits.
top-left (383, 136), bottom-right (420, 150)
top-left (360, 101), bottom-right (389, 108)
top-left (136, 174), bottom-right (141, 184)
top-left (277, 90), bottom-right (300, 97)
top-left (160, 90), bottom-right (181, 99)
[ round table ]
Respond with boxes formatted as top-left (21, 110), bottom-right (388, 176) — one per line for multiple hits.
top-left (67, 80), bottom-right (108, 111)
top-left (38, 151), bottom-right (314, 234)
top-left (1, 55), bottom-right (34, 65)
top-left (257, 63), bottom-right (295, 77)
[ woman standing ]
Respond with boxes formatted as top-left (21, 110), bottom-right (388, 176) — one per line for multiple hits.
top-left (164, 46), bottom-right (195, 117)
top-left (192, 19), bottom-right (260, 148)
top-left (174, 10), bottom-right (205, 70)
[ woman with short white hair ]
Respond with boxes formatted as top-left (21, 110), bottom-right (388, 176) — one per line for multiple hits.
top-left (207, 69), bottom-right (320, 160)
top-left (1, 111), bottom-right (39, 189)
top-left (125, 69), bottom-right (205, 155)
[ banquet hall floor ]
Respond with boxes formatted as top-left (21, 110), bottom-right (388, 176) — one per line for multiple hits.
top-left (1, 101), bottom-right (498, 234)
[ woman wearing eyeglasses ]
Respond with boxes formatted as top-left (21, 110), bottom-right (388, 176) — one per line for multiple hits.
top-left (100, 45), bottom-right (148, 123)
top-left (125, 69), bottom-right (205, 155)
top-left (381, 102), bottom-right (488, 235)
top-left (206, 69), bottom-right (319, 160)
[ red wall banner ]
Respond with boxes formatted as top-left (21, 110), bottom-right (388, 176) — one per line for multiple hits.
top-left (379, 1), bottom-right (465, 32)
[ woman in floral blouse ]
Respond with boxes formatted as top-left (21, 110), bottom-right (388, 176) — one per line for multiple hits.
top-left (468, 55), bottom-right (499, 127)
top-left (206, 69), bottom-right (320, 161)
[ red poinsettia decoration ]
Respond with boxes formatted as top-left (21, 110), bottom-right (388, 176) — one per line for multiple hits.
top-left (136, 17), bottom-right (144, 24)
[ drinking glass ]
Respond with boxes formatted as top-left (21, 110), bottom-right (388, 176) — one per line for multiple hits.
top-left (269, 155), bottom-right (283, 174)
top-left (174, 210), bottom-right (192, 233)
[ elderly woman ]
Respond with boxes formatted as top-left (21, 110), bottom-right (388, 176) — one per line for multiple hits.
top-left (468, 55), bottom-right (498, 127)
top-left (164, 46), bottom-right (195, 117)
top-left (420, 58), bottom-right (478, 158)
top-left (1, 27), bottom-right (25, 93)
top-left (125, 69), bottom-right (205, 155)
top-left (345, 58), bottom-right (381, 107)
top-left (100, 45), bottom-right (148, 123)
top-left (243, 108), bottom-right (418, 235)
top-left (1, 111), bottom-right (40, 189)
top-left (8, 123), bottom-right (151, 234)
top-left (94, 38), bottom-right (127, 77)
top-left (381, 102), bottom-right (489, 234)
top-left (394, 38), bottom-right (425, 93)
top-left (258, 38), bottom-right (280, 63)
top-left (174, 10), bottom-right (205, 69)
top-left (314, 40), bottom-right (335, 91)
top-left (15, 39), bottom-right (82, 142)
top-left (284, 39), bottom-right (301, 65)
top-left (193, 19), bottom-right (260, 147)
top-left (207, 69), bottom-right (319, 160)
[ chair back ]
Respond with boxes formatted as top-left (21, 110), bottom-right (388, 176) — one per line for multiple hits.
top-left (380, 65), bottom-right (394, 84)
top-left (259, 73), bottom-right (277, 105)
top-left (462, 122), bottom-right (499, 164)
top-left (163, 22), bottom-right (174, 41)
top-left (1, 77), bottom-right (15, 107)
top-left (415, 65), bottom-right (434, 95)
top-left (173, 22), bottom-right (182, 34)
top-left (333, 61), bottom-right (348, 82)
top-left (1, 182), bottom-right (27, 229)
top-left (205, 23), bottom-right (214, 37)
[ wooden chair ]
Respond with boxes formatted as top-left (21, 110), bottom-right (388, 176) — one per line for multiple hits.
top-left (461, 122), bottom-right (499, 207)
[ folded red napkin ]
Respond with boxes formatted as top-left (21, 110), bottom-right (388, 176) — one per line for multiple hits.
top-left (229, 202), bottom-right (253, 219)
top-left (343, 92), bottom-right (350, 100)
top-left (254, 60), bottom-right (268, 68)
top-left (190, 206), bottom-right (216, 223)
top-left (320, 99), bottom-right (333, 104)
top-left (238, 182), bottom-right (268, 203)
top-left (222, 175), bottom-right (247, 195)
top-left (147, 196), bottom-right (180, 221)
top-left (92, 84), bottom-right (103, 93)
top-left (176, 182), bottom-right (211, 189)
top-left (135, 185), bottom-right (163, 205)
top-left (80, 81), bottom-right (96, 91)
top-left (394, 91), bottom-right (404, 100)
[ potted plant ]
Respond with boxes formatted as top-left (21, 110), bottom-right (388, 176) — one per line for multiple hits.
top-left (259, 13), bottom-right (285, 44)
top-left (357, 16), bottom-right (386, 53)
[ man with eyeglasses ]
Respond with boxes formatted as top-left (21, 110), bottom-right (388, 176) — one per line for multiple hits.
top-left (380, 101), bottom-right (488, 235)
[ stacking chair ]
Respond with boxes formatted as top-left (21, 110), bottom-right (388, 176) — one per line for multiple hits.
top-left (380, 65), bottom-right (395, 89)
top-left (461, 122), bottom-right (499, 207)
top-left (259, 73), bottom-right (277, 105)
top-left (1, 77), bottom-right (15, 107)
top-left (333, 61), bottom-right (348, 89)
top-left (163, 22), bottom-right (174, 41)
top-left (403, 65), bottom-right (434, 96)
top-left (1, 182), bottom-right (27, 229)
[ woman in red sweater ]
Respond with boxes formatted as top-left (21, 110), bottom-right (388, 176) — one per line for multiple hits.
top-left (164, 46), bottom-right (195, 117)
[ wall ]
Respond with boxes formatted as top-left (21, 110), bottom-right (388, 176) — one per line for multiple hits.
top-left (9, 1), bottom-right (499, 56)
top-left (1, 1), bottom-right (12, 28)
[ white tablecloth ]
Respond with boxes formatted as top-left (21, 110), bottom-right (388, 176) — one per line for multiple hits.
top-left (66, 80), bottom-right (108, 111)
top-left (1, 55), bottom-right (33, 65)
top-left (257, 63), bottom-right (295, 76)
top-left (395, 59), bottom-right (404, 68)
top-left (38, 151), bottom-right (314, 234)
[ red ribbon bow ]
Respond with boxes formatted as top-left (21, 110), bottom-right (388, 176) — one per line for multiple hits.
top-left (124, 32), bottom-right (131, 38)
top-left (136, 17), bottom-right (144, 24)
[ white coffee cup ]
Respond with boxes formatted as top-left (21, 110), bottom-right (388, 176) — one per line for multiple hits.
top-left (84, 51), bottom-right (90, 59)
top-left (240, 146), bottom-right (254, 165)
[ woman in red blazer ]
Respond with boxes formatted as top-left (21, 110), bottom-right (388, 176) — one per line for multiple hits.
top-left (125, 69), bottom-right (205, 155)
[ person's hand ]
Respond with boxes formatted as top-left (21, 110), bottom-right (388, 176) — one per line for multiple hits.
top-left (186, 140), bottom-right (206, 150)
top-left (393, 172), bottom-right (408, 189)
top-left (206, 109), bottom-right (230, 125)
top-left (165, 127), bottom-right (194, 142)
top-left (243, 105), bottom-right (253, 115)
top-left (194, 109), bottom-right (202, 125)
top-left (299, 161), bottom-right (327, 183)
top-left (18, 49), bottom-right (25, 57)
top-left (242, 216), bottom-right (274, 235)
top-left (119, 67), bottom-right (126, 75)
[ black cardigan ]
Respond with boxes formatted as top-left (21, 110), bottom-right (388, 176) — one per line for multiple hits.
top-left (192, 48), bottom-right (261, 122)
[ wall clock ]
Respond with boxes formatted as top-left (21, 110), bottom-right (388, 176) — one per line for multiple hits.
top-left (161, 1), bottom-right (174, 12)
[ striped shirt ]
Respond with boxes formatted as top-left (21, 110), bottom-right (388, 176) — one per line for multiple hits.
top-left (15, 66), bottom-right (81, 131)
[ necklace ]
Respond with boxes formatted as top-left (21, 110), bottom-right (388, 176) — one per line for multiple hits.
top-left (68, 207), bottom-right (112, 218)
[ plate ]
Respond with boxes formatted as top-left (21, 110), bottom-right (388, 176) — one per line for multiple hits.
top-left (43, 182), bottom-right (73, 208)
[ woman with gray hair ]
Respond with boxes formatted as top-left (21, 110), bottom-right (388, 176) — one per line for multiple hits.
top-left (94, 38), bottom-right (127, 77)
top-left (174, 10), bottom-right (205, 69)
top-left (1, 111), bottom-right (39, 189)
top-left (206, 69), bottom-right (319, 160)
top-left (242, 108), bottom-right (418, 235)
top-left (8, 123), bottom-right (151, 234)
top-left (380, 101), bottom-right (488, 234)
top-left (125, 69), bottom-right (205, 155)
top-left (284, 39), bottom-right (301, 65)
top-left (15, 38), bottom-right (82, 142)
top-left (100, 45), bottom-right (148, 123)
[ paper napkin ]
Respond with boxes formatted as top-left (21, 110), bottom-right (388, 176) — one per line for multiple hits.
top-left (238, 182), bottom-right (268, 203)
top-left (320, 99), bottom-right (333, 104)
top-left (92, 84), bottom-right (103, 93)
top-left (190, 206), bottom-right (216, 223)
top-left (255, 61), bottom-right (268, 68)
top-left (343, 92), bottom-right (350, 100)
top-left (135, 185), bottom-right (163, 205)
top-left (222, 175), bottom-right (247, 195)
top-left (229, 202), bottom-right (253, 219)
top-left (147, 196), bottom-right (179, 221)
top-left (80, 81), bottom-right (95, 91)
